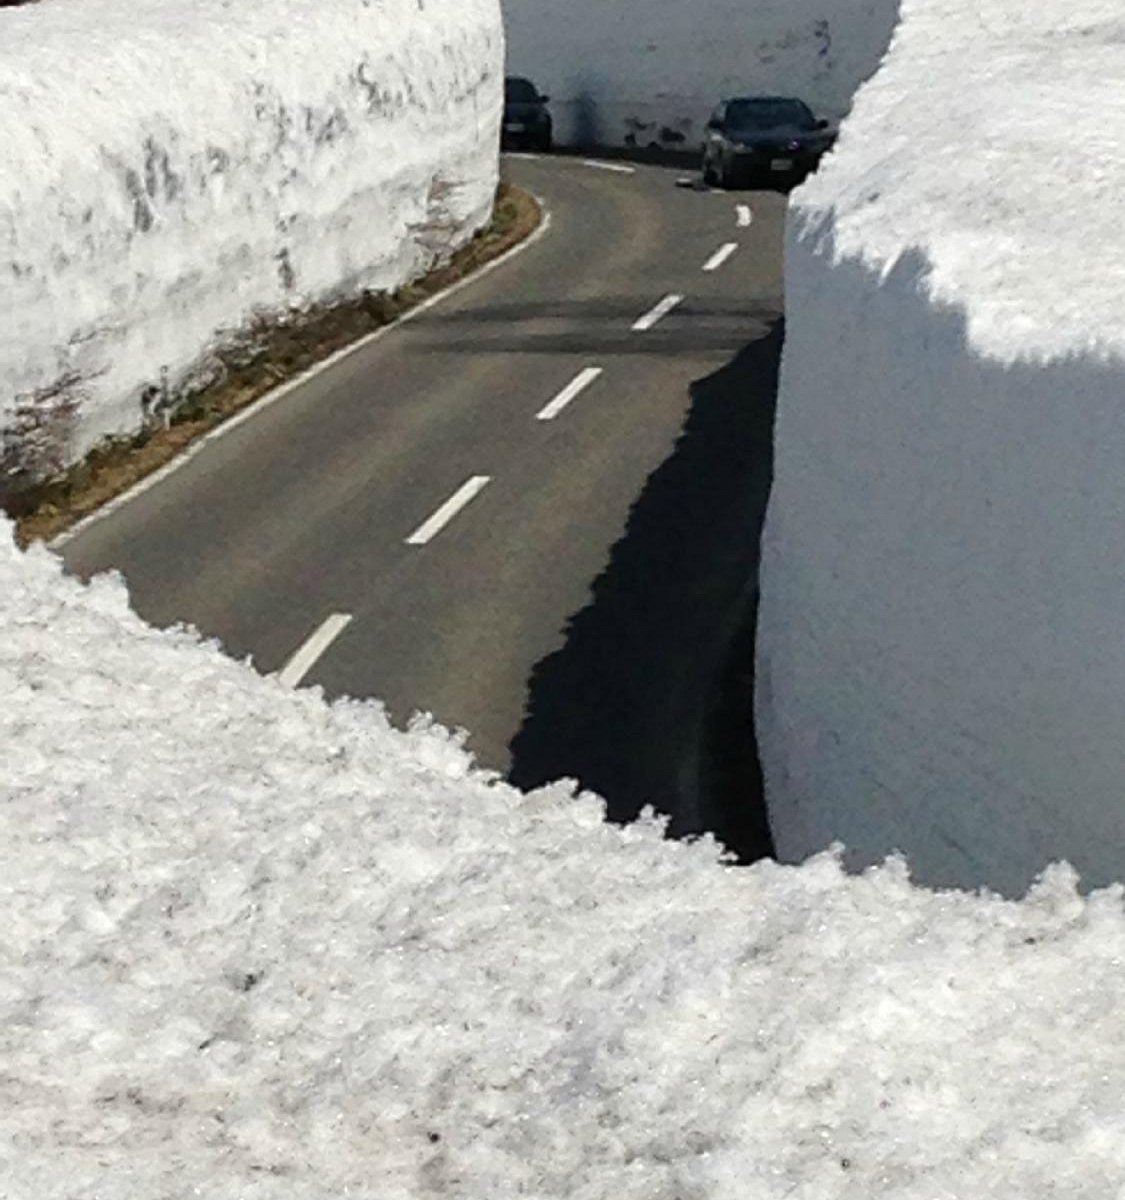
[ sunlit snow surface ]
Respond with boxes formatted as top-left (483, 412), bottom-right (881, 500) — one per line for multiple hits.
top-left (4, 521), bottom-right (1125, 1195)
top-left (0, 0), bottom-right (501, 462)
top-left (759, 0), bottom-right (1125, 895)
top-left (795, 0), bottom-right (1125, 363)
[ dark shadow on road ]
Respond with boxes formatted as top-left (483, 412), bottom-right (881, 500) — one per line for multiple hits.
top-left (509, 147), bottom-right (807, 196)
top-left (548, 143), bottom-right (700, 170)
top-left (503, 147), bottom-right (805, 198)
top-left (539, 145), bottom-right (810, 191)
top-left (507, 320), bottom-right (782, 862)
top-left (412, 298), bottom-right (779, 360)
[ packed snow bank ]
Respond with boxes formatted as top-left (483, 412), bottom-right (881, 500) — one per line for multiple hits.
top-left (758, 0), bottom-right (1125, 896)
top-left (5, 523), bottom-right (1125, 1194)
top-left (502, 0), bottom-right (899, 148)
top-left (0, 0), bottom-right (501, 478)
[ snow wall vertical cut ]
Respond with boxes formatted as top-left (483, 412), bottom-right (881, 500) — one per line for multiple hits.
top-left (502, 0), bottom-right (900, 148)
top-left (758, 0), bottom-right (1125, 897)
top-left (0, 0), bottom-right (502, 473)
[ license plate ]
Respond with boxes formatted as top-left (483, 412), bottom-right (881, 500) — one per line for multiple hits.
top-left (770, 158), bottom-right (794, 171)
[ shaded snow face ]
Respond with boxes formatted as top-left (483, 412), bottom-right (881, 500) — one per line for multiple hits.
top-left (0, 0), bottom-right (502, 468)
top-left (502, 0), bottom-right (899, 148)
top-left (758, 0), bottom-right (1125, 895)
top-left (4, 519), bottom-right (1125, 1196)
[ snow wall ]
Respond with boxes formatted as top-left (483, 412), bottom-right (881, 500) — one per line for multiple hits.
top-left (758, 0), bottom-right (1125, 897)
top-left (7, 517), bottom-right (1125, 1194)
top-left (0, 0), bottom-right (502, 476)
top-left (501, 0), bottom-right (900, 149)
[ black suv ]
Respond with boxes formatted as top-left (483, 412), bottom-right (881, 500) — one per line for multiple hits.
top-left (702, 96), bottom-right (835, 187)
top-left (503, 76), bottom-right (552, 152)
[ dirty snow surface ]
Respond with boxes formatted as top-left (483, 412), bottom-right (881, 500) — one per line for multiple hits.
top-left (5, 517), bottom-right (1125, 1196)
top-left (758, 0), bottom-right (1125, 896)
top-left (0, 0), bottom-right (501, 469)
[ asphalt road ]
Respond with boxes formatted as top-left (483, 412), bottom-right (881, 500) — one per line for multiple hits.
top-left (61, 155), bottom-right (785, 857)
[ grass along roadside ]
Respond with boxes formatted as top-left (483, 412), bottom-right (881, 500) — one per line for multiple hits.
top-left (11, 183), bottom-right (541, 547)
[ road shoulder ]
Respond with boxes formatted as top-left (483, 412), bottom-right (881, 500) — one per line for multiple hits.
top-left (12, 185), bottom-right (543, 549)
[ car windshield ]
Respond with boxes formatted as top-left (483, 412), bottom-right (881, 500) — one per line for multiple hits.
top-left (726, 99), bottom-right (815, 131)
top-left (505, 79), bottom-right (539, 103)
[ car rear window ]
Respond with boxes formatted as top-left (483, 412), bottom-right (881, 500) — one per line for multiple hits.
top-left (505, 79), bottom-right (539, 103)
top-left (726, 99), bottom-right (815, 131)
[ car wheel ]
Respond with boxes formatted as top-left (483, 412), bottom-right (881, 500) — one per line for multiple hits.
top-left (714, 153), bottom-right (729, 189)
top-left (701, 151), bottom-right (717, 186)
top-left (535, 127), bottom-right (553, 153)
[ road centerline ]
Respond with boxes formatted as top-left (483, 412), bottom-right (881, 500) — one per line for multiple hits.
top-left (536, 366), bottom-right (603, 421)
top-left (582, 159), bottom-right (636, 175)
top-left (406, 475), bottom-right (491, 546)
top-left (703, 242), bottom-right (739, 272)
top-left (278, 613), bottom-right (353, 688)
top-left (632, 293), bottom-right (684, 332)
top-left (736, 204), bottom-right (753, 227)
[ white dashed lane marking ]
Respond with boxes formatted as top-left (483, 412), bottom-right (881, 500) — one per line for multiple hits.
top-left (536, 367), bottom-right (604, 421)
top-left (406, 476), bottom-right (492, 546)
top-left (703, 243), bottom-right (739, 272)
top-left (632, 294), bottom-right (684, 332)
top-left (582, 159), bottom-right (636, 174)
top-left (278, 613), bottom-right (353, 688)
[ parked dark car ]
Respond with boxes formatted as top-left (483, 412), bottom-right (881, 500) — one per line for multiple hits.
top-left (503, 76), bottom-right (553, 151)
top-left (702, 96), bottom-right (835, 187)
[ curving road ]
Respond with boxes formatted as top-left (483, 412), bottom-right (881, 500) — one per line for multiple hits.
top-left (61, 155), bottom-right (785, 857)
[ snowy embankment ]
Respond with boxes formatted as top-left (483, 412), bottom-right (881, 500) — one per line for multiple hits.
top-left (6, 519), bottom-right (1125, 1196)
top-left (758, 0), bottom-right (1125, 897)
top-left (6, 1), bottom-right (1125, 1190)
top-left (502, 0), bottom-right (899, 148)
top-left (0, 0), bottom-right (501, 479)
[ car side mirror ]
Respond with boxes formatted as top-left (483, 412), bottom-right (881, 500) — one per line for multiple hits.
top-left (706, 118), bottom-right (721, 131)
top-left (539, 94), bottom-right (550, 104)
top-left (815, 118), bottom-right (830, 130)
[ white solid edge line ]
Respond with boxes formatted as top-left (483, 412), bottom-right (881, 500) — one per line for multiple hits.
top-left (406, 475), bottom-right (491, 546)
top-left (504, 152), bottom-right (541, 161)
top-left (277, 612), bottom-right (353, 689)
top-left (582, 159), bottom-right (636, 175)
top-left (50, 204), bottom-right (554, 552)
top-left (632, 293), bottom-right (684, 332)
top-left (736, 204), bottom-right (753, 228)
top-left (536, 366), bottom-right (603, 421)
top-left (703, 242), bottom-right (739, 272)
